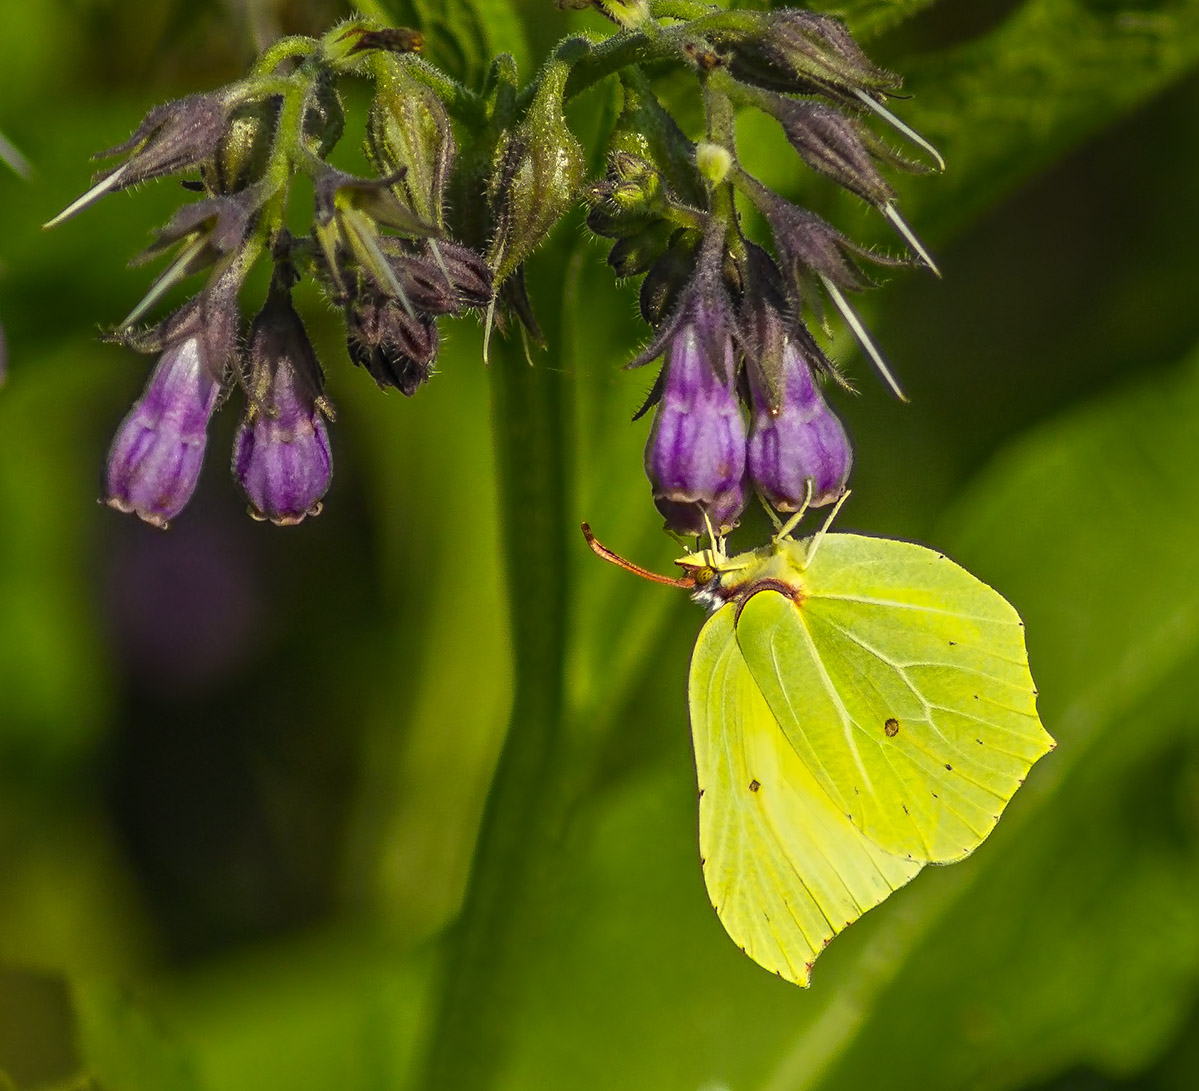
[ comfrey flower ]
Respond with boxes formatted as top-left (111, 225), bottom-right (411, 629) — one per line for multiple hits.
top-left (233, 274), bottom-right (333, 525)
top-left (106, 334), bottom-right (220, 529)
top-left (747, 339), bottom-right (851, 511)
top-left (102, 252), bottom-right (245, 527)
top-left (632, 232), bottom-right (747, 536)
top-left (740, 248), bottom-right (851, 511)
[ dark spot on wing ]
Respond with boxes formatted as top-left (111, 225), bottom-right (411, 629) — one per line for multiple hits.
top-left (931, 792), bottom-right (938, 799)
top-left (976, 738), bottom-right (983, 745)
top-left (902, 804), bottom-right (909, 815)
top-left (698, 788), bottom-right (705, 799)
top-left (884, 717), bottom-right (899, 737)
top-left (945, 763), bottom-right (953, 771)
top-left (749, 778), bottom-right (761, 792)
top-left (948, 640), bottom-right (957, 646)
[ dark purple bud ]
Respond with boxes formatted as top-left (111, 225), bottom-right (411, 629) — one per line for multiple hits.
top-left (748, 339), bottom-right (852, 511)
top-left (769, 99), bottom-right (894, 206)
top-left (378, 239), bottom-right (493, 315)
top-left (47, 93), bottom-right (230, 227)
top-left (434, 241), bottom-right (493, 310)
top-left (106, 335), bottom-right (220, 528)
top-left (346, 295), bottom-right (440, 395)
top-left (740, 174), bottom-right (905, 307)
top-left (234, 279), bottom-right (332, 525)
top-left (134, 184), bottom-right (265, 268)
top-left (718, 12), bottom-right (898, 102)
top-left (644, 314), bottom-right (748, 536)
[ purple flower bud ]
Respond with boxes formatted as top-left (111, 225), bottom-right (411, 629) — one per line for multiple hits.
top-left (234, 281), bottom-right (332, 526)
top-left (748, 340), bottom-right (852, 511)
top-left (106, 335), bottom-right (220, 528)
top-left (645, 316), bottom-right (748, 536)
top-left (47, 93), bottom-right (230, 228)
top-left (769, 99), bottom-right (894, 206)
top-left (346, 294), bottom-right (440, 396)
top-left (718, 12), bottom-right (897, 102)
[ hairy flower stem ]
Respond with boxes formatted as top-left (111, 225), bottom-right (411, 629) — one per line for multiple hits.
top-left (420, 312), bottom-right (572, 1090)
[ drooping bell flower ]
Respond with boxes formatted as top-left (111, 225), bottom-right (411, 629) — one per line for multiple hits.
top-left (644, 316), bottom-right (748, 535)
top-left (740, 250), bottom-right (852, 511)
top-left (233, 272), bottom-right (333, 525)
top-left (747, 336), bottom-right (852, 511)
top-left (105, 334), bottom-right (220, 528)
top-left (633, 229), bottom-right (748, 536)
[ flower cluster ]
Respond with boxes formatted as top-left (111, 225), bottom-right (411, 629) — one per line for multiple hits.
top-left (48, 25), bottom-right (492, 528)
top-left (48, 6), bottom-right (938, 540)
top-left (586, 8), bottom-right (940, 536)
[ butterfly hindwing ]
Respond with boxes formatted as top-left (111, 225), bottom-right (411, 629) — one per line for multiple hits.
top-left (689, 603), bottom-right (924, 986)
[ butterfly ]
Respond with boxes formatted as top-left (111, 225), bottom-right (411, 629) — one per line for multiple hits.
top-left (583, 514), bottom-right (1054, 986)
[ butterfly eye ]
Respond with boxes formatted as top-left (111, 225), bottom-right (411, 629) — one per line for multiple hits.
top-left (693, 565), bottom-right (717, 587)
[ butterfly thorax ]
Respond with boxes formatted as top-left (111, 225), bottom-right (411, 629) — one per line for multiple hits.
top-left (679, 537), bottom-right (811, 612)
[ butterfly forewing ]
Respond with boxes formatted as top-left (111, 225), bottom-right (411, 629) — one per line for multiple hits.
top-left (690, 604), bottom-right (924, 986)
top-left (732, 534), bottom-right (1054, 863)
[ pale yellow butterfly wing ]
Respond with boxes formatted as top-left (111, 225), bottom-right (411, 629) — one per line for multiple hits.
top-left (690, 602), bottom-right (924, 986)
top-left (734, 534), bottom-right (1054, 863)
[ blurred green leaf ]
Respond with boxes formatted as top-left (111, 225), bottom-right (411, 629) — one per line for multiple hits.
top-left (901, 0), bottom-right (1199, 240)
top-left (812, 0), bottom-right (942, 39)
top-left (72, 979), bottom-right (197, 1091)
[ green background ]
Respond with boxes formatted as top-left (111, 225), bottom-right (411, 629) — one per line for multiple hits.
top-left (2, 1), bottom-right (1199, 1088)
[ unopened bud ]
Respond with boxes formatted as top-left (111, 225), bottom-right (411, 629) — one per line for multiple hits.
top-left (695, 142), bottom-right (733, 187)
top-left (489, 58), bottom-right (585, 284)
top-left (367, 60), bottom-right (456, 227)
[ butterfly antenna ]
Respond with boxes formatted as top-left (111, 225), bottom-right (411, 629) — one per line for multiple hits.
top-left (775, 480), bottom-right (813, 542)
top-left (804, 490), bottom-right (851, 567)
top-left (580, 524), bottom-right (696, 588)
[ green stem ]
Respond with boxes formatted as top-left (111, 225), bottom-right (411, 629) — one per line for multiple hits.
top-left (250, 35), bottom-right (315, 75)
top-left (419, 284), bottom-right (571, 1091)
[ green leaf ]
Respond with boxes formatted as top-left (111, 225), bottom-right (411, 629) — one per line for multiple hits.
top-left (72, 980), bottom-right (198, 1091)
top-left (901, 0), bottom-right (1199, 239)
top-left (811, 0), bottom-right (943, 40)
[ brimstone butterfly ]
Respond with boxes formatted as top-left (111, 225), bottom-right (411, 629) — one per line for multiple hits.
top-left (583, 517), bottom-right (1054, 986)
